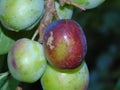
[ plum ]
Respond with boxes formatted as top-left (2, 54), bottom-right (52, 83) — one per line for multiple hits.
top-left (41, 61), bottom-right (89, 90)
top-left (43, 19), bottom-right (87, 69)
top-left (0, 0), bottom-right (44, 31)
top-left (55, 1), bottom-right (73, 19)
top-left (72, 0), bottom-right (105, 9)
top-left (7, 38), bottom-right (47, 83)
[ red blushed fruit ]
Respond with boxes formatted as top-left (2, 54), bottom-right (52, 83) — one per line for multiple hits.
top-left (43, 19), bottom-right (87, 69)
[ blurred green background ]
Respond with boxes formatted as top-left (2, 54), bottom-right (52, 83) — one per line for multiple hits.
top-left (73, 0), bottom-right (120, 90)
top-left (0, 0), bottom-right (120, 90)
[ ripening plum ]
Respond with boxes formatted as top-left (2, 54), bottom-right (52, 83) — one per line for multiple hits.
top-left (43, 19), bottom-right (87, 69)
top-left (0, 0), bottom-right (44, 31)
top-left (41, 61), bottom-right (89, 90)
top-left (7, 38), bottom-right (47, 83)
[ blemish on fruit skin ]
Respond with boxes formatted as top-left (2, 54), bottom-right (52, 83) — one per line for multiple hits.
top-left (10, 43), bottom-right (18, 69)
top-left (11, 60), bottom-right (17, 69)
top-left (47, 31), bottom-right (54, 50)
top-left (10, 53), bottom-right (17, 69)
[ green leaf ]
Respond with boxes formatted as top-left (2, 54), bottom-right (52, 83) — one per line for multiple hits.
top-left (0, 72), bottom-right (9, 88)
top-left (0, 25), bottom-right (15, 55)
top-left (0, 72), bottom-right (19, 90)
top-left (0, 75), bottom-right (19, 90)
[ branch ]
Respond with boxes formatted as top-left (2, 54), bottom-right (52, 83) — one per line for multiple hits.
top-left (59, 0), bottom-right (86, 10)
top-left (33, 0), bottom-right (85, 43)
top-left (37, 0), bottom-right (59, 43)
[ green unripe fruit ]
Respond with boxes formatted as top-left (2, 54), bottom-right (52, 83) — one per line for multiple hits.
top-left (41, 61), bottom-right (89, 90)
top-left (72, 0), bottom-right (105, 9)
top-left (0, 0), bottom-right (44, 31)
top-left (55, 1), bottom-right (73, 19)
top-left (7, 38), bottom-right (47, 83)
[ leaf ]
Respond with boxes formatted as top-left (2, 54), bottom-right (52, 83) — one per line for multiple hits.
top-left (0, 72), bottom-right (19, 90)
top-left (0, 75), bottom-right (19, 90)
top-left (0, 72), bottom-right (9, 88)
top-left (0, 25), bottom-right (15, 55)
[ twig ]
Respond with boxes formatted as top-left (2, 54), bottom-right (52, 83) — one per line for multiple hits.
top-left (31, 29), bottom-right (39, 41)
top-left (32, 0), bottom-right (85, 42)
top-left (59, 0), bottom-right (86, 10)
top-left (37, 0), bottom-right (59, 43)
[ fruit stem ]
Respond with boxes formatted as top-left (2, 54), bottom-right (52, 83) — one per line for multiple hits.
top-left (59, 0), bottom-right (86, 11)
top-left (32, 0), bottom-right (85, 42)
top-left (67, 1), bottom-right (86, 11)
top-left (31, 29), bottom-right (39, 41)
top-left (37, 0), bottom-right (59, 43)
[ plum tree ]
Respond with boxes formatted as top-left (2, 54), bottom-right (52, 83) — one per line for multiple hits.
top-left (0, 0), bottom-right (106, 89)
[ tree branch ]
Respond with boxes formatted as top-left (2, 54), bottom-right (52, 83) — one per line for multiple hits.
top-left (37, 0), bottom-right (59, 43)
top-left (34, 0), bottom-right (85, 43)
top-left (59, 0), bottom-right (86, 10)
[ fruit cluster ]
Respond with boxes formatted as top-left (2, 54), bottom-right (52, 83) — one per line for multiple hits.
top-left (0, 0), bottom-right (105, 90)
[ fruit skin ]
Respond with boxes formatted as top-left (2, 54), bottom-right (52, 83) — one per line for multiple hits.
top-left (43, 19), bottom-right (87, 69)
top-left (41, 61), bottom-right (89, 90)
top-left (55, 1), bottom-right (73, 19)
top-left (0, 25), bottom-right (15, 55)
top-left (7, 38), bottom-right (47, 83)
top-left (72, 0), bottom-right (105, 9)
top-left (0, 0), bottom-right (44, 31)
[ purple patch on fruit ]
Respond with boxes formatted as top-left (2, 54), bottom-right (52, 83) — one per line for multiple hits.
top-left (12, 60), bottom-right (17, 69)
top-left (11, 45), bottom-right (17, 69)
